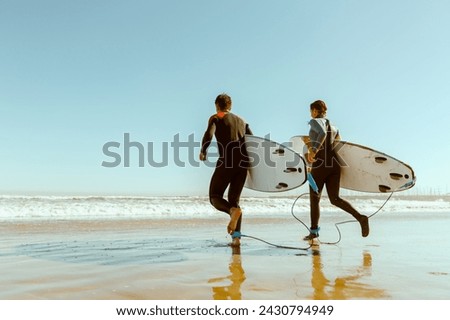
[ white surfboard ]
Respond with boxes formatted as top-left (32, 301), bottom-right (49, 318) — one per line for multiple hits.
top-left (290, 135), bottom-right (416, 193)
top-left (244, 135), bottom-right (307, 192)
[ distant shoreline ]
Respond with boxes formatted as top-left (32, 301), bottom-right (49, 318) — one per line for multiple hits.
top-left (1, 194), bottom-right (449, 200)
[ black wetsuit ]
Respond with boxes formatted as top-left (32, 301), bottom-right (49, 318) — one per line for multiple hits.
top-left (201, 112), bottom-right (252, 232)
top-left (309, 119), bottom-right (363, 230)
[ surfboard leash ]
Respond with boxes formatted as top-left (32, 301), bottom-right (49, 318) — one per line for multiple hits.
top-left (240, 234), bottom-right (312, 251)
top-left (236, 192), bottom-right (312, 251)
top-left (239, 191), bottom-right (394, 249)
top-left (290, 192), bottom-right (395, 245)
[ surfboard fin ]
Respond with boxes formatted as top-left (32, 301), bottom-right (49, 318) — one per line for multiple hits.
top-left (379, 185), bottom-right (391, 192)
top-left (389, 173), bottom-right (403, 180)
top-left (276, 182), bottom-right (288, 189)
top-left (375, 156), bottom-right (388, 163)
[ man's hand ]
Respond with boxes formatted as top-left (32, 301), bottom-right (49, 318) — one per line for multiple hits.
top-left (306, 150), bottom-right (316, 164)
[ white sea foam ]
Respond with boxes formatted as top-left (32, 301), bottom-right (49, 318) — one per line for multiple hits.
top-left (0, 195), bottom-right (449, 221)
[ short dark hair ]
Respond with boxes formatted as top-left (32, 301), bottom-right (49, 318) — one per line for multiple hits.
top-left (215, 93), bottom-right (232, 111)
top-left (310, 100), bottom-right (327, 117)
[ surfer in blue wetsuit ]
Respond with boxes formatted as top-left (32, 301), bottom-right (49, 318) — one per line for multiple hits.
top-left (200, 93), bottom-right (253, 247)
top-left (303, 100), bottom-right (369, 240)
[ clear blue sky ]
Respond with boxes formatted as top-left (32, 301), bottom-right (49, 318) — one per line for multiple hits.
top-left (1, 0), bottom-right (449, 196)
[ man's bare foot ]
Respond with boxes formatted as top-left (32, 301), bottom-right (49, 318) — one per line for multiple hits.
top-left (227, 207), bottom-right (242, 234)
top-left (230, 237), bottom-right (240, 247)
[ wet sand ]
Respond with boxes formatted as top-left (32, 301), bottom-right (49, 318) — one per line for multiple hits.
top-left (1, 212), bottom-right (449, 300)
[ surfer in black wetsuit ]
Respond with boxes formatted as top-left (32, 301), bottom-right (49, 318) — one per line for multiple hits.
top-left (303, 100), bottom-right (369, 240)
top-left (200, 93), bottom-right (253, 247)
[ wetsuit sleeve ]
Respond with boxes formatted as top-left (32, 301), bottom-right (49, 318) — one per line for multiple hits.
top-left (308, 119), bottom-right (326, 153)
top-left (201, 116), bottom-right (216, 155)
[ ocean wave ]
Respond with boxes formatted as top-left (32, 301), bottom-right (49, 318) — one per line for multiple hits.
top-left (0, 195), bottom-right (449, 221)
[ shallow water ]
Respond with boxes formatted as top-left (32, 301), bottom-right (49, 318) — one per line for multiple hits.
top-left (0, 212), bottom-right (449, 299)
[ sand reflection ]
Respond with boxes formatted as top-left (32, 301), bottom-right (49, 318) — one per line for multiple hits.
top-left (208, 247), bottom-right (246, 300)
top-left (208, 246), bottom-right (387, 300)
top-left (310, 248), bottom-right (388, 299)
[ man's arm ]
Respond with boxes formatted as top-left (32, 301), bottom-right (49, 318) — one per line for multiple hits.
top-left (200, 116), bottom-right (216, 161)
